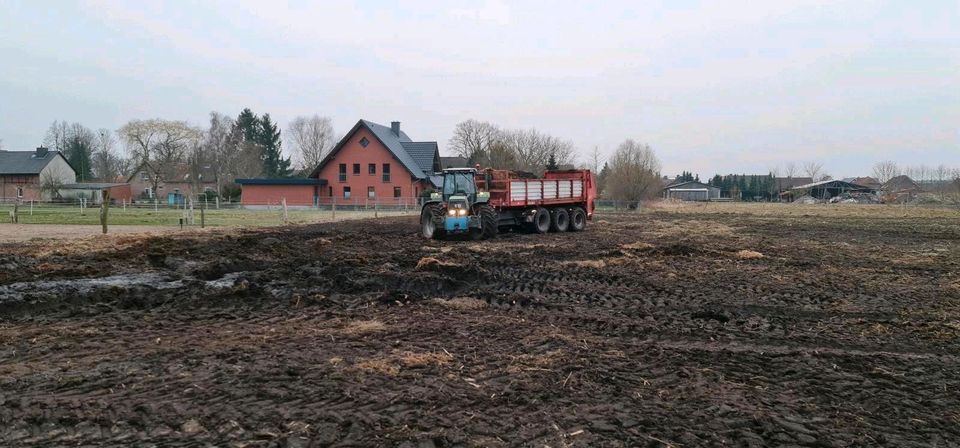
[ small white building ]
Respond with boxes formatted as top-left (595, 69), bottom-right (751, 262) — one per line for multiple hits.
top-left (662, 181), bottom-right (721, 201)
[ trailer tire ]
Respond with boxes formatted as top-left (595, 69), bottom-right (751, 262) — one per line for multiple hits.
top-left (569, 207), bottom-right (586, 231)
top-left (550, 208), bottom-right (569, 232)
top-left (531, 207), bottom-right (551, 234)
top-left (478, 204), bottom-right (498, 239)
top-left (421, 203), bottom-right (445, 239)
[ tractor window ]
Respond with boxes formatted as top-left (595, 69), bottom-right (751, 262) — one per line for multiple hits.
top-left (443, 172), bottom-right (476, 197)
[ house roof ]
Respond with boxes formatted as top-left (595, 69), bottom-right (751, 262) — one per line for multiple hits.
top-left (309, 119), bottom-right (438, 180)
top-left (883, 175), bottom-right (921, 192)
top-left (440, 156), bottom-right (470, 169)
top-left (400, 141), bottom-right (440, 174)
top-left (0, 150), bottom-right (72, 175)
top-left (61, 183), bottom-right (130, 189)
top-left (775, 177), bottom-right (814, 189)
top-left (788, 179), bottom-right (874, 191)
top-left (663, 181), bottom-right (718, 191)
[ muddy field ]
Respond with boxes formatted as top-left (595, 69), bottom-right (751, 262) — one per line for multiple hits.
top-left (1, 208), bottom-right (959, 447)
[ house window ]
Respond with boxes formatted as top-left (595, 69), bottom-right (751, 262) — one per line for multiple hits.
top-left (368, 163), bottom-right (376, 175)
top-left (16, 187), bottom-right (24, 198)
top-left (343, 186), bottom-right (351, 199)
top-left (394, 187), bottom-right (401, 198)
top-left (368, 187), bottom-right (375, 198)
top-left (359, 137), bottom-right (369, 148)
top-left (352, 163), bottom-right (360, 175)
top-left (382, 163), bottom-right (391, 182)
top-left (339, 164), bottom-right (347, 182)
top-left (328, 186), bottom-right (333, 196)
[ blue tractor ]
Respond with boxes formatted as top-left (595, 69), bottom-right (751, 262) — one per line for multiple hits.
top-left (420, 168), bottom-right (498, 240)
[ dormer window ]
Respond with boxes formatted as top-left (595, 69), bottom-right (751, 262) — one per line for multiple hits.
top-left (359, 137), bottom-right (369, 148)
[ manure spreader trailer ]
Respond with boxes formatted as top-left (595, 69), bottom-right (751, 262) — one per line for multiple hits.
top-left (420, 167), bottom-right (597, 240)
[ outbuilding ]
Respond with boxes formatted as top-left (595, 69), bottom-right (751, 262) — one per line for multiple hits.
top-left (235, 178), bottom-right (328, 208)
top-left (662, 181), bottom-right (721, 201)
top-left (60, 183), bottom-right (133, 204)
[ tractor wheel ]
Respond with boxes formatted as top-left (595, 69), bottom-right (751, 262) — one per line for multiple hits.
top-left (531, 207), bottom-right (551, 234)
top-left (550, 208), bottom-right (569, 232)
top-left (568, 207), bottom-right (587, 231)
top-left (478, 204), bottom-right (498, 239)
top-left (421, 204), bottom-right (445, 239)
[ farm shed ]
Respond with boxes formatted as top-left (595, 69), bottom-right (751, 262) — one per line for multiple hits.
top-left (782, 179), bottom-right (876, 201)
top-left (60, 183), bottom-right (133, 204)
top-left (236, 178), bottom-right (327, 208)
top-left (662, 181), bottom-right (720, 201)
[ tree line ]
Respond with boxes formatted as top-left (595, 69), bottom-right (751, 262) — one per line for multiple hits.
top-left (37, 111), bottom-right (336, 199)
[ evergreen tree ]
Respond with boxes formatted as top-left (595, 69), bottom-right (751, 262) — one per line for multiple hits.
top-left (236, 108), bottom-right (259, 143)
top-left (546, 152), bottom-right (558, 171)
top-left (67, 135), bottom-right (94, 182)
top-left (598, 162), bottom-right (610, 195)
top-left (258, 114), bottom-right (292, 178)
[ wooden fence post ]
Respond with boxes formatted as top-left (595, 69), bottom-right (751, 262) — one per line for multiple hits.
top-left (200, 200), bottom-right (205, 228)
top-left (100, 189), bottom-right (110, 234)
top-left (12, 202), bottom-right (18, 224)
top-left (332, 196), bottom-right (336, 220)
top-left (282, 197), bottom-right (288, 225)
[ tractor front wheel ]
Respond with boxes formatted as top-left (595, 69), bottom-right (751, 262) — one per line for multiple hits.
top-left (421, 204), bottom-right (445, 239)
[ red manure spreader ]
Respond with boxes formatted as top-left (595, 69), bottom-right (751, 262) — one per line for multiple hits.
top-left (420, 167), bottom-right (597, 239)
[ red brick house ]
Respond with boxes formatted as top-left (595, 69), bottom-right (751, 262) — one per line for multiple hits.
top-left (238, 119), bottom-right (441, 207)
top-left (311, 119), bottom-right (440, 202)
top-left (0, 148), bottom-right (77, 201)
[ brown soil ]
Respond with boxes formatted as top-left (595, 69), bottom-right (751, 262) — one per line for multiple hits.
top-left (1, 210), bottom-right (959, 446)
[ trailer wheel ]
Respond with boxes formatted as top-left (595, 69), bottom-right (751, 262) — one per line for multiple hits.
top-left (531, 207), bottom-right (551, 234)
top-left (550, 208), bottom-right (569, 232)
top-left (421, 204), bottom-right (445, 239)
top-left (478, 204), bottom-right (498, 239)
top-left (569, 207), bottom-right (586, 231)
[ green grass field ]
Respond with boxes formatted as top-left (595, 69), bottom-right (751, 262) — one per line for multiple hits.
top-left (1, 204), bottom-right (416, 227)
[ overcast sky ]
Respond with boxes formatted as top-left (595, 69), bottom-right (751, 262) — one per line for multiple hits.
top-left (1, 0), bottom-right (958, 178)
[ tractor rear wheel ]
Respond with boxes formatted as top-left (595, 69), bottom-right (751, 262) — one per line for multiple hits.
top-left (550, 208), bottom-right (569, 232)
top-left (531, 207), bottom-right (551, 234)
top-left (478, 204), bottom-right (498, 239)
top-left (421, 203), bottom-right (445, 239)
top-left (569, 207), bottom-right (587, 231)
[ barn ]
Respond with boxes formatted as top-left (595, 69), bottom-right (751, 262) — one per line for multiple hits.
top-left (662, 181), bottom-right (721, 201)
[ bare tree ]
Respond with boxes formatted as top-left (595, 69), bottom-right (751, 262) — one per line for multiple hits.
top-left (588, 146), bottom-right (603, 173)
top-left (40, 165), bottom-right (69, 199)
top-left (91, 129), bottom-right (129, 182)
top-left (288, 115), bottom-right (335, 172)
top-left (935, 164), bottom-right (951, 199)
top-left (43, 120), bottom-right (70, 152)
top-left (803, 161), bottom-right (825, 181)
top-left (203, 112), bottom-right (239, 196)
top-left (448, 119), bottom-right (501, 166)
top-left (606, 139), bottom-right (662, 205)
top-left (119, 119), bottom-right (202, 196)
top-left (872, 160), bottom-right (900, 184)
top-left (783, 162), bottom-right (798, 179)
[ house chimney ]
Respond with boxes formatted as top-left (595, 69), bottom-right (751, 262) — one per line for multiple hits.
top-left (391, 121), bottom-right (401, 136)
top-left (35, 146), bottom-right (49, 157)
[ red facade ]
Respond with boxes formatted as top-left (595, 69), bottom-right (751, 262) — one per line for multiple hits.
top-left (312, 126), bottom-right (432, 204)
